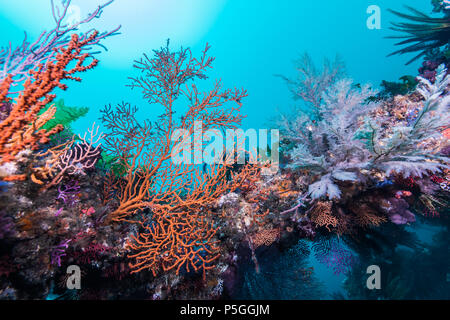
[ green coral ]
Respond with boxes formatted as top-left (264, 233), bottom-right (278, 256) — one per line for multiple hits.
top-left (97, 152), bottom-right (129, 176)
top-left (378, 75), bottom-right (418, 98)
top-left (39, 99), bottom-right (89, 135)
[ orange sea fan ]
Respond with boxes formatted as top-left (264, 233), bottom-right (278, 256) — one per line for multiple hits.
top-left (103, 43), bottom-right (267, 278)
top-left (251, 228), bottom-right (281, 249)
top-left (308, 201), bottom-right (338, 232)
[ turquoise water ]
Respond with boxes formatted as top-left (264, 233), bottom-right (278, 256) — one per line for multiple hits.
top-left (0, 0), bottom-right (429, 134)
top-left (1, 0), bottom-right (448, 300)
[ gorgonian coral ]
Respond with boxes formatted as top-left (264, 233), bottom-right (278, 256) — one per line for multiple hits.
top-left (313, 236), bottom-right (357, 275)
top-left (276, 53), bottom-right (345, 119)
top-left (56, 180), bottom-right (80, 207)
top-left (0, 210), bottom-right (15, 239)
top-left (365, 64), bottom-right (450, 177)
top-left (101, 42), bottom-right (265, 278)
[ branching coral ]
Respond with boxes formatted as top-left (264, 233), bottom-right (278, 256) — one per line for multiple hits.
top-left (276, 53), bottom-right (345, 119)
top-left (387, 6), bottom-right (450, 64)
top-left (351, 204), bottom-right (387, 228)
top-left (0, 0), bottom-right (120, 86)
top-left (0, 99), bottom-right (12, 123)
top-left (0, 32), bottom-right (100, 181)
top-left (39, 99), bottom-right (89, 137)
top-left (236, 240), bottom-right (324, 299)
top-left (57, 180), bottom-right (80, 207)
top-left (280, 76), bottom-right (378, 200)
top-left (251, 227), bottom-right (281, 249)
top-left (101, 42), bottom-right (264, 278)
top-left (14, 114), bottom-right (102, 191)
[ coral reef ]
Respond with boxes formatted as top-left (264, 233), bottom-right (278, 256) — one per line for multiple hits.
top-left (275, 53), bottom-right (449, 241)
top-left (0, 0), bottom-right (449, 301)
top-left (0, 32), bottom-right (100, 181)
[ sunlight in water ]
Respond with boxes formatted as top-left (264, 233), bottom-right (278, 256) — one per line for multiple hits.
top-left (0, 0), bottom-right (227, 66)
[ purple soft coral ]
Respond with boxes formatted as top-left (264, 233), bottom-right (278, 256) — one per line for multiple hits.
top-left (57, 180), bottom-right (80, 207)
top-left (50, 239), bottom-right (71, 267)
top-left (382, 197), bottom-right (416, 225)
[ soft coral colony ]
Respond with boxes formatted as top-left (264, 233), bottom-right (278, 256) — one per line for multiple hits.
top-left (278, 54), bottom-right (449, 232)
top-left (0, 0), bottom-right (449, 300)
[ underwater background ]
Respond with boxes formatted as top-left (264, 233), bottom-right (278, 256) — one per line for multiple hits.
top-left (0, 0), bottom-right (449, 300)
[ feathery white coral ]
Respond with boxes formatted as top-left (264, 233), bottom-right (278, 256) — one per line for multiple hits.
top-left (281, 75), bottom-right (377, 199)
top-left (370, 64), bottom-right (450, 177)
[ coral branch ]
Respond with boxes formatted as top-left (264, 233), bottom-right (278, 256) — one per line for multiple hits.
top-left (0, 32), bottom-right (100, 180)
top-left (0, 0), bottom-right (120, 86)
